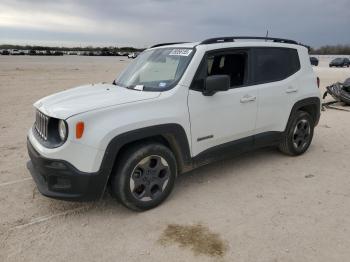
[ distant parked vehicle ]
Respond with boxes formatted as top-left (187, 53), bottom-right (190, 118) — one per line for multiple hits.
top-left (53, 51), bottom-right (64, 56)
top-left (1, 50), bottom-right (10, 55)
top-left (310, 57), bottom-right (319, 66)
top-left (128, 52), bottom-right (139, 59)
top-left (329, 58), bottom-right (350, 67)
top-left (11, 49), bottom-right (21, 55)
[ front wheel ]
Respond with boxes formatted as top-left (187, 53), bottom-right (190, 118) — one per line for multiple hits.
top-left (278, 111), bottom-right (314, 156)
top-left (110, 142), bottom-right (177, 211)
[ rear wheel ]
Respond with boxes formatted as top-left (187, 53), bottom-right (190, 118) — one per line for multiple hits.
top-left (278, 111), bottom-right (314, 156)
top-left (110, 142), bottom-right (177, 211)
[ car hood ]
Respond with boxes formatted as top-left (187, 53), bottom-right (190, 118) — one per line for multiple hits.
top-left (34, 83), bottom-right (161, 119)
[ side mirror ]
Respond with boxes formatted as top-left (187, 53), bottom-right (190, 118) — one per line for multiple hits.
top-left (203, 75), bottom-right (230, 96)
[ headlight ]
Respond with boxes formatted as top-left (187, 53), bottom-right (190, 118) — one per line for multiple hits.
top-left (58, 120), bottom-right (68, 141)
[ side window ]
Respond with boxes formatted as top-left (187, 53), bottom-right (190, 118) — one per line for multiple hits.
top-left (253, 48), bottom-right (300, 84)
top-left (207, 52), bottom-right (247, 87)
top-left (191, 50), bottom-right (248, 90)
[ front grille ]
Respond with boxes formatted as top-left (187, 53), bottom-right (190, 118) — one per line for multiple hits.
top-left (35, 110), bottom-right (49, 140)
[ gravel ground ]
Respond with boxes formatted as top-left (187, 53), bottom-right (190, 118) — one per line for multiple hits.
top-left (0, 55), bottom-right (349, 262)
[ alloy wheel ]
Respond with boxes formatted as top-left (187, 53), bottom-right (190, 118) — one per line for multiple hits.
top-left (129, 155), bottom-right (170, 202)
top-left (292, 119), bottom-right (311, 150)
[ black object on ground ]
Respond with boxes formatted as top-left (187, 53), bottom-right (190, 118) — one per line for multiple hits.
top-left (323, 78), bottom-right (350, 106)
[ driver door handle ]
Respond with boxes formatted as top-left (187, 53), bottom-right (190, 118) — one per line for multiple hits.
top-left (240, 95), bottom-right (256, 103)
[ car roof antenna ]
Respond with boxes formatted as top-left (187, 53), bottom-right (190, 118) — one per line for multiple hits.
top-left (265, 30), bottom-right (269, 41)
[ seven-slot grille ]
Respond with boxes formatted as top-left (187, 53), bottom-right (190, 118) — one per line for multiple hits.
top-left (35, 110), bottom-right (49, 140)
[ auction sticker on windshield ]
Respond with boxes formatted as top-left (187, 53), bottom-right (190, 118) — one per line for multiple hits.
top-left (169, 49), bottom-right (192, 56)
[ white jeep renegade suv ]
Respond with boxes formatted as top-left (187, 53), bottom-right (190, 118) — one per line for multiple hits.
top-left (27, 36), bottom-right (321, 211)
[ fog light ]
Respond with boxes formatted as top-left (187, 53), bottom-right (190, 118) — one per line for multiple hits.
top-left (52, 177), bottom-right (71, 190)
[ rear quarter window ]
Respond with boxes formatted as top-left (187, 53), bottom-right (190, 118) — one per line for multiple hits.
top-left (252, 47), bottom-right (300, 84)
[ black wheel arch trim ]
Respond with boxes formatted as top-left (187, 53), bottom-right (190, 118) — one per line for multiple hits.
top-left (285, 97), bottom-right (321, 131)
top-left (101, 123), bottom-right (192, 183)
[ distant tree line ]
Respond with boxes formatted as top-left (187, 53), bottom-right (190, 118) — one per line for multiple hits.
top-left (0, 44), bottom-right (144, 53)
top-left (310, 45), bottom-right (350, 55)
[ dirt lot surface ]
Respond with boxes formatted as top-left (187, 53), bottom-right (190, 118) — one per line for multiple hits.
top-left (0, 55), bottom-right (349, 262)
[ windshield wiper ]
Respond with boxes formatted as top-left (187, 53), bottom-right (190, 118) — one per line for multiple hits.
top-left (113, 82), bottom-right (147, 91)
top-left (125, 85), bottom-right (144, 91)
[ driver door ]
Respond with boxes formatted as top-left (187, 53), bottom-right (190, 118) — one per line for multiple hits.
top-left (188, 49), bottom-right (258, 156)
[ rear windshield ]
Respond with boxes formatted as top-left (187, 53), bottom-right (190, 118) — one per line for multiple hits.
top-left (115, 48), bottom-right (194, 91)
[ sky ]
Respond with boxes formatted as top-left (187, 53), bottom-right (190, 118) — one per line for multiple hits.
top-left (0, 0), bottom-right (349, 48)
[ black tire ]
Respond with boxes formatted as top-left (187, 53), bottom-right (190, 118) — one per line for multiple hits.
top-left (278, 111), bottom-right (314, 156)
top-left (110, 142), bottom-right (177, 211)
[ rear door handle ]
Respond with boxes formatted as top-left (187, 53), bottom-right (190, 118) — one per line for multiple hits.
top-left (240, 95), bottom-right (256, 103)
top-left (286, 87), bottom-right (298, 93)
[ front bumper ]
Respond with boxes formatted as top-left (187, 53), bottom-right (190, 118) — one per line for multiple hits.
top-left (27, 138), bottom-right (107, 201)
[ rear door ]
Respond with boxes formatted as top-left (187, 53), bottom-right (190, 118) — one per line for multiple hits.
top-left (252, 47), bottom-right (301, 134)
top-left (188, 49), bottom-right (258, 156)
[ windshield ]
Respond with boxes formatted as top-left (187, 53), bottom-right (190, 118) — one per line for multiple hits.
top-left (115, 48), bottom-right (194, 91)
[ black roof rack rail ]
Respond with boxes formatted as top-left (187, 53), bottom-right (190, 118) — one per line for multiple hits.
top-left (200, 36), bottom-right (299, 45)
top-left (150, 42), bottom-right (188, 48)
